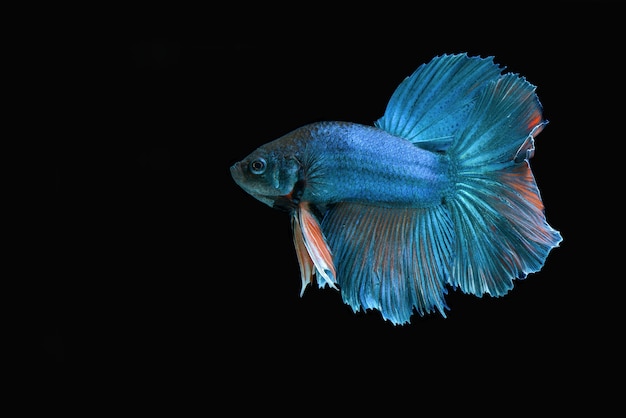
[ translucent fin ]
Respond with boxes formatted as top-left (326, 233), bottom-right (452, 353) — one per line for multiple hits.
top-left (450, 73), bottom-right (547, 168)
top-left (448, 164), bottom-right (562, 296)
top-left (292, 203), bottom-right (338, 293)
top-left (321, 202), bottom-right (454, 325)
top-left (374, 53), bottom-right (503, 149)
top-left (446, 72), bottom-right (562, 296)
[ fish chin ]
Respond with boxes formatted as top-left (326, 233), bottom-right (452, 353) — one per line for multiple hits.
top-left (250, 194), bottom-right (277, 208)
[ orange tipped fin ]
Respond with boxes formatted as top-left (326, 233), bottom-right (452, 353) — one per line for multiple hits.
top-left (291, 212), bottom-right (314, 296)
top-left (297, 203), bottom-right (337, 290)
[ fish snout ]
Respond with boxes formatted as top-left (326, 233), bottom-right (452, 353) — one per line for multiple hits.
top-left (230, 161), bottom-right (240, 175)
top-left (230, 161), bottom-right (244, 184)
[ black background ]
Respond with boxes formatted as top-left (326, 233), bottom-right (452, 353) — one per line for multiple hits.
top-left (40, 2), bottom-right (619, 412)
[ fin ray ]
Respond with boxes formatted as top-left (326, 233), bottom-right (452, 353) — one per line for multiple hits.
top-left (447, 71), bottom-right (562, 296)
top-left (322, 202), bottom-right (453, 325)
top-left (295, 203), bottom-right (338, 291)
top-left (291, 211), bottom-right (315, 296)
top-left (375, 53), bottom-right (503, 148)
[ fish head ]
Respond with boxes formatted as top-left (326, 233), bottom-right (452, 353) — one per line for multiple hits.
top-left (230, 143), bottom-right (301, 209)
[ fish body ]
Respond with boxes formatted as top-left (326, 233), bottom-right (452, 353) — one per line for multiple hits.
top-left (231, 122), bottom-right (451, 209)
top-left (230, 53), bottom-right (562, 325)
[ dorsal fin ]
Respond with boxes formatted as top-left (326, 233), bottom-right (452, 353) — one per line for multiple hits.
top-left (374, 53), bottom-right (503, 152)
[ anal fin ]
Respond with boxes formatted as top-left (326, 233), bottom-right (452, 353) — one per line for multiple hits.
top-left (321, 202), bottom-right (454, 325)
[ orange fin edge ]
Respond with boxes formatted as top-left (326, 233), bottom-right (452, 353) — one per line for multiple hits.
top-left (298, 203), bottom-right (337, 290)
top-left (291, 212), bottom-right (314, 296)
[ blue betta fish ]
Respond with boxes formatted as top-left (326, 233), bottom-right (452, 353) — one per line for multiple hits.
top-left (230, 53), bottom-right (562, 325)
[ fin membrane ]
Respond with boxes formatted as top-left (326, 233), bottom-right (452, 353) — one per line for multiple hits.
top-left (446, 70), bottom-right (563, 296)
top-left (448, 163), bottom-right (562, 296)
top-left (292, 202), bottom-right (337, 296)
top-left (291, 210), bottom-right (315, 296)
top-left (321, 202), bottom-right (454, 325)
top-left (375, 53), bottom-right (503, 151)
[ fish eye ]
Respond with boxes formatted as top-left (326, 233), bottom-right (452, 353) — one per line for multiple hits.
top-left (249, 158), bottom-right (266, 175)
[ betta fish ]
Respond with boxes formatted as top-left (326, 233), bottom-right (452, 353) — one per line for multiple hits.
top-left (230, 53), bottom-right (562, 325)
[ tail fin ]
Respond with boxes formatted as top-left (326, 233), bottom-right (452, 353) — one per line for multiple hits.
top-left (446, 73), bottom-right (562, 296)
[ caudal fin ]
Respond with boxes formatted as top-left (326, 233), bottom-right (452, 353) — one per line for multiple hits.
top-left (447, 72), bottom-right (562, 297)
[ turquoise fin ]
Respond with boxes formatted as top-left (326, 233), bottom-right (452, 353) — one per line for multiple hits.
top-left (374, 53), bottom-right (503, 151)
top-left (446, 72), bottom-right (563, 296)
top-left (321, 202), bottom-right (454, 325)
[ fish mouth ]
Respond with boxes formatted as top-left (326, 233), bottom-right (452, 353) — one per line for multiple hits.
top-left (230, 162), bottom-right (279, 208)
top-left (230, 161), bottom-right (257, 194)
top-left (230, 162), bottom-right (251, 194)
top-left (230, 162), bottom-right (243, 184)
